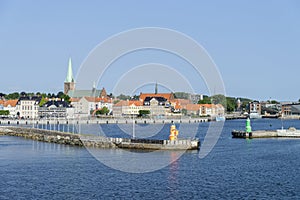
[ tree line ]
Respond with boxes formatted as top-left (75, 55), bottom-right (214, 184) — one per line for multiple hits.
top-left (0, 91), bottom-right (70, 102)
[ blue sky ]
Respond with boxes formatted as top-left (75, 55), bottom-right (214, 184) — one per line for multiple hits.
top-left (0, 1), bottom-right (299, 101)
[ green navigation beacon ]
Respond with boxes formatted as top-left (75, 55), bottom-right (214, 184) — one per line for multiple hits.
top-left (245, 117), bottom-right (252, 133)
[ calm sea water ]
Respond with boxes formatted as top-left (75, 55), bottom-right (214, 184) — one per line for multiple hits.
top-left (0, 119), bottom-right (300, 199)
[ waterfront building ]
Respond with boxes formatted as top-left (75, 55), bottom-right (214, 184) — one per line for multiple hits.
top-left (139, 91), bottom-right (176, 116)
top-left (185, 104), bottom-right (201, 116)
top-left (16, 96), bottom-right (41, 119)
top-left (170, 100), bottom-right (182, 113)
top-left (212, 104), bottom-right (226, 116)
top-left (249, 101), bottom-right (262, 115)
top-left (38, 100), bottom-right (74, 119)
top-left (139, 92), bottom-right (175, 103)
top-left (71, 96), bottom-right (113, 118)
top-left (281, 103), bottom-right (300, 116)
top-left (112, 100), bottom-right (128, 117)
top-left (185, 104), bottom-right (225, 117)
top-left (113, 100), bottom-right (145, 117)
top-left (260, 101), bottom-right (281, 115)
top-left (143, 96), bottom-right (168, 106)
top-left (0, 99), bottom-right (18, 118)
top-left (123, 100), bottom-right (145, 116)
top-left (147, 98), bottom-right (168, 117)
top-left (171, 99), bottom-right (191, 113)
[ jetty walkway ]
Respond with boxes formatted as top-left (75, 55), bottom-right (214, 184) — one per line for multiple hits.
top-left (0, 126), bottom-right (200, 150)
top-left (232, 128), bottom-right (300, 139)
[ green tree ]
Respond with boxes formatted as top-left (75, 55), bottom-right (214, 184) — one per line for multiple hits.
top-left (117, 94), bottom-right (131, 100)
top-left (211, 94), bottom-right (226, 107)
top-left (138, 110), bottom-right (150, 117)
top-left (198, 96), bottom-right (211, 104)
top-left (39, 97), bottom-right (47, 107)
top-left (63, 95), bottom-right (71, 103)
top-left (0, 93), bottom-right (6, 98)
top-left (5, 92), bottom-right (20, 99)
top-left (174, 92), bottom-right (189, 99)
top-left (113, 100), bottom-right (120, 104)
top-left (57, 91), bottom-right (64, 98)
top-left (226, 97), bottom-right (236, 112)
top-left (270, 100), bottom-right (279, 104)
top-left (55, 91), bottom-right (70, 103)
top-left (0, 110), bottom-right (9, 115)
top-left (132, 95), bottom-right (139, 100)
top-left (27, 92), bottom-right (34, 97)
top-left (96, 106), bottom-right (110, 115)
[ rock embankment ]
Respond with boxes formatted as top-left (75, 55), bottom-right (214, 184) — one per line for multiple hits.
top-left (0, 126), bottom-right (84, 146)
top-left (0, 126), bottom-right (121, 148)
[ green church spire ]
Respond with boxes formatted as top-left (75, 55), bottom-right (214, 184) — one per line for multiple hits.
top-left (65, 58), bottom-right (74, 83)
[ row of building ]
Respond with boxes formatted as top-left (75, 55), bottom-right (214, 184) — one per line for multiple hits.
top-left (247, 101), bottom-right (300, 117)
top-left (0, 91), bottom-right (225, 119)
top-left (3, 96), bottom-right (300, 119)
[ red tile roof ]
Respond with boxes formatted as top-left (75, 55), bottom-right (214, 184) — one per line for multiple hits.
top-left (76, 97), bottom-right (112, 103)
top-left (0, 100), bottom-right (18, 107)
top-left (174, 99), bottom-right (191, 106)
top-left (174, 102), bottom-right (182, 110)
top-left (139, 93), bottom-right (174, 102)
top-left (113, 100), bottom-right (143, 107)
top-left (128, 100), bottom-right (143, 106)
top-left (186, 104), bottom-right (201, 111)
top-left (113, 100), bottom-right (128, 107)
top-left (70, 98), bottom-right (80, 102)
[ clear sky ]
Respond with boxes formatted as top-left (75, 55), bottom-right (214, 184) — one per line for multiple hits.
top-left (0, 1), bottom-right (299, 101)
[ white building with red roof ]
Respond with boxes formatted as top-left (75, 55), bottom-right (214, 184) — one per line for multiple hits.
top-left (0, 99), bottom-right (18, 118)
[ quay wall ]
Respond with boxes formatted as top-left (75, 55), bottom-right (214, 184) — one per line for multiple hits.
top-left (232, 130), bottom-right (300, 139)
top-left (0, 118), bottom-right (209, 126)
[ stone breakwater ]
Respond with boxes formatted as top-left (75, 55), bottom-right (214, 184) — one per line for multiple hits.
top-left (0, 126), bottom-right (84, 146)
top-left (0, 126), bottom-right (200, 150)
top-left (0, 126), bottom-right (119, 148)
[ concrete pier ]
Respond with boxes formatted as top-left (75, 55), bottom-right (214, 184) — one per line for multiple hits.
top-left (0, 126), bottom-right (200, 150)
top-left (232, 127), bottom-right (300, 139)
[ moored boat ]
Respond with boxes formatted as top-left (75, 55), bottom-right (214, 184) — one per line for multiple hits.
top-left (216, 116), bottom-right (226, 122)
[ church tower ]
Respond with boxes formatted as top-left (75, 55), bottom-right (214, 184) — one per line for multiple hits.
top-left (64, 58), bottom-right (75, 94)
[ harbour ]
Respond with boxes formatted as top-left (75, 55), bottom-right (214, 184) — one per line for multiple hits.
top-left (1, 119), bottom-right (300, 199)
